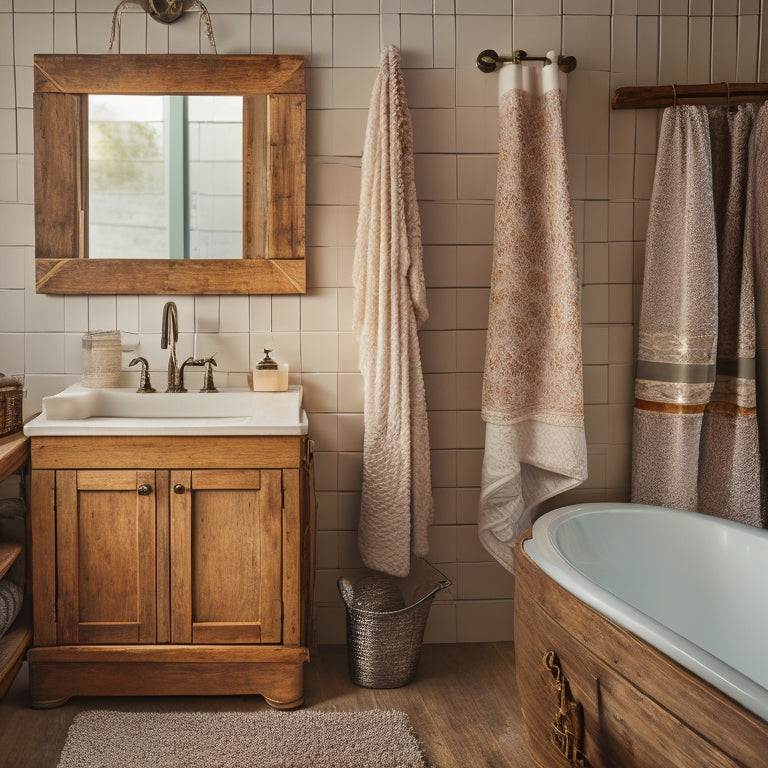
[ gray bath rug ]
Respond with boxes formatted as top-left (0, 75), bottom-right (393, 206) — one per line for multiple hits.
top-left (57, 709), bottom-right (428, 768)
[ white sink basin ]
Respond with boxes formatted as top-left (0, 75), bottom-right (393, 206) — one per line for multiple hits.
top-left (24, 384), bottom-right (308, 436)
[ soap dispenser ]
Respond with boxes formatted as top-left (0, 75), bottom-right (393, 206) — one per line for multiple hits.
top-left (251, 342), bottom-right (289, 392)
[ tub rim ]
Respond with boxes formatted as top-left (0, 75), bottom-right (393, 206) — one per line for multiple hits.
top-left (522, 501), bottom-right (768, 722)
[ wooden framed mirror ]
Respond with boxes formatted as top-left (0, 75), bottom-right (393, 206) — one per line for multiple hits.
top-left (33, 54), bottom-right (305, 294)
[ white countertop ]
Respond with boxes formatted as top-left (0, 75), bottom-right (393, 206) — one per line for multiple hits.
top-left (24, 384), bottom-right (308, 436)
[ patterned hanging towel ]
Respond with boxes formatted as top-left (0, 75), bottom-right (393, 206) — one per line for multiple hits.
top-left (353, 46), bottom-right (433, 578)
top-left (479, 52), bottom-right (587, 573)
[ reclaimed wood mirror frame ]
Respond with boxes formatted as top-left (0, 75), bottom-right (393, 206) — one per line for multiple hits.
top-left (33, 54), bottom-right (306, 295)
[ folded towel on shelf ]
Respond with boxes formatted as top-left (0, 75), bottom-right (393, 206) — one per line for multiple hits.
top-left (0, 579), bottom-right (23, 640)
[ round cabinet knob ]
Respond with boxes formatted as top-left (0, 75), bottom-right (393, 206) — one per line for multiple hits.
top-left (137, 484), bottom-right (152, 496)
top-left (173, 484), bottom-right (185, 495)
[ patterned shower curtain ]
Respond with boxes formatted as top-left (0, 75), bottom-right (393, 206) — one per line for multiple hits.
top-left (631, 103), bottom-right (767, 528)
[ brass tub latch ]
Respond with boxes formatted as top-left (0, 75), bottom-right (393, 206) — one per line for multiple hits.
top-left (543, 650), bottom-right (590, 767)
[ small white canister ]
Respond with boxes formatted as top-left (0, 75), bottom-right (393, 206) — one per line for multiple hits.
top-left (81, 330), bottom-right (122, 388)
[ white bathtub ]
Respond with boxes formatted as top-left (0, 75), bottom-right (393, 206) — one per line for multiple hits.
top-left (523, 502), bottom-right (768, 722)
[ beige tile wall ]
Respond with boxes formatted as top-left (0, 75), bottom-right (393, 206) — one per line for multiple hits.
top-left (0, 0), bottom-right (764, 643)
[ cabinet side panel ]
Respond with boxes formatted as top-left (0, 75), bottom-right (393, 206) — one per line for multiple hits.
top-left (302, 443), bottom-right (316, 650)
top-left (282, 469), bottom-right (300, 647)
top-left (30, 470), bottom-right (57, 647)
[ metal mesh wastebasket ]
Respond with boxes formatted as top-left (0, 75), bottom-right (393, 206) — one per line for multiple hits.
top-left (337, 558), bottom-right (451, 689)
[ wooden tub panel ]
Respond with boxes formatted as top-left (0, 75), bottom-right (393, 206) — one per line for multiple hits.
top-left (515, 535), bottom-right (768, 768)
top-left (515, 592), bottom-right (741, 768)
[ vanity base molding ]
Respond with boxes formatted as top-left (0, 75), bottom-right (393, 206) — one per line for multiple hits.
top-left (28, 645), bottom-right (308, 709)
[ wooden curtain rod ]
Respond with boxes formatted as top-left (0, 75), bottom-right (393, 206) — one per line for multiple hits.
top-left (612, 82), bottom-right (768, 109)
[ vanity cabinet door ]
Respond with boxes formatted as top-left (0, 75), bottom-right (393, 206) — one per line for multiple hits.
top-left (169, 469), bottom-right (283, 645)
top-left (56, 469), bottom-right (157, 645)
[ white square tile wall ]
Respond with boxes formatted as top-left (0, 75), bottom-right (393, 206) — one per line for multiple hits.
top-left (3, 2), bottom-right (764, 644)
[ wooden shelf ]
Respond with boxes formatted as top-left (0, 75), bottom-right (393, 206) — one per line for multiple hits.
top-left (0, 606), bottom-right (32, 699)
top-left (0, 432), bottom-right (28, 480)
top-left (0, 542), bottom-right (22, 581)
top-left (0, 430), bottom-right (29, 699)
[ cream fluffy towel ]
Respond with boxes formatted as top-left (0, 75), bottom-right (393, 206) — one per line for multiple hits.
top-left (479, 54), bottom-right (587, 573)
top-left (353, 46), bottom-right (433, 578)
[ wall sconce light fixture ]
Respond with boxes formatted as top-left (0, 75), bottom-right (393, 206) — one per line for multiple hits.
top-left (109, 0), bottom-right (217, 52)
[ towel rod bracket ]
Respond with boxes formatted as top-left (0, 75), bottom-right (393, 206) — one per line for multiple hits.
top-left (476, 49), bottom-right (577, 74)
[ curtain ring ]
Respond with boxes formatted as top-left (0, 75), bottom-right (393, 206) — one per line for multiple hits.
top-left (671, 83), bottom-right (677, 107)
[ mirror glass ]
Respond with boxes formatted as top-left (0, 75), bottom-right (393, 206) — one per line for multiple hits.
top-left (88, 94), bottom-right (244, 260)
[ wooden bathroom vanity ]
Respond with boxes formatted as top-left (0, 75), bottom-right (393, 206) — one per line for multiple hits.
top-left (27, 434), bottom-right (315, 709)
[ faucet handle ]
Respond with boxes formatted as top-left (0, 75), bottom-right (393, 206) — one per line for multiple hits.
top-left (179, 356), bottom-right (206, 393)
top-left (201, 356), bottom-right (218, 393)
top-left (129, 357), bottom-right (156, 393)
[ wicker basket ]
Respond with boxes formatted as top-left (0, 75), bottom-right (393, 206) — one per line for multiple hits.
top-left (338, 559), bottom-right (451, 689)
top-left (0, 378), bottom-right (23, 437)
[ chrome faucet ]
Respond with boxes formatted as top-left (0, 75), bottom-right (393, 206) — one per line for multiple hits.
top-left (160, 301), bottom-right (181, 392)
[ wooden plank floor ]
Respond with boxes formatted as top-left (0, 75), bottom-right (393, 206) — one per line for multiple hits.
top-left (0, 642), bottom-right (536, 768)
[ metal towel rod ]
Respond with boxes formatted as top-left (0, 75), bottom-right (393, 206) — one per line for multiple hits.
top-left (476, 49), bottom-right (577, 74)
